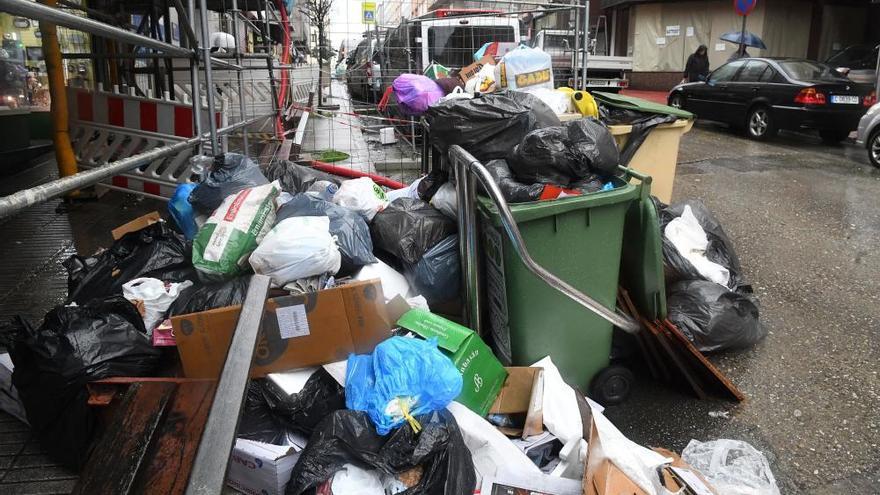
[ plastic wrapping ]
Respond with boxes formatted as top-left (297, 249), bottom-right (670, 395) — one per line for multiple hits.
top-left (430, 182), bottom-right (457, 219)
top-left (192, 181), bottom-right (280, 281)
top-left (276, 193), bottom-right (376, 273)
top-left (425, 91), bottom-right (560, 162)
top-left (405, 235), bottom-right (460, 305)
top-left (3, 297), bottom-right (161, 469)
top-left (249, 216), bottom-right (341, 288)
top-left (64, 222), bottom-right (194, 305)
top-left (484, 159), bottom-right (545, 203)
top-left (667, 280), bottom-right (765, 353)
top-left (392, 74), bottom-right (445, 115)
top-left (332, 177), bottom-right (388, 221)
top-left (345, 336), bottom-right (462, 435)
top-left (508, 118), bottom-right (620, 185)
top-left (239, 369), bottom-right (346, 443)
top-left (495, 46), bottom-right (554, 91)
top-left (168, 183), bottom-right (199, 239)
top-left (264, 160), bottom-right (342, 193)
top-left (167, 276), bottom-right (249, 316)
top-left (370, 198), bottom-right (457, 265)
top-left (681, 439), bottom-right (780, 495)
top-left (121, 278), bottom-right (193, 332)
top-left (656, 199), bottom-right (747, 292)
top-left (286, 409), bottom-right (476, 495)
top-left (189, 153), bottom-right (269, 214)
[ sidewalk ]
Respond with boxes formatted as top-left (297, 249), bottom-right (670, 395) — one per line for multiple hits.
top-left (620, 89), bottom-right (670, 105)
top-left (300, 79), bottom-right (375, 174)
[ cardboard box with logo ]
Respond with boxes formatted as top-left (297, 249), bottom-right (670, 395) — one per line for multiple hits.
top-left (171, 279), bottom-right (391, 378)
top-left (397, 308), bottom-right (507, 416)
top-left (226, 439), bottom-right (301, 495)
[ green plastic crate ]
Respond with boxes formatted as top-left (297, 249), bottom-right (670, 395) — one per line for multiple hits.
top-left (477, 171), bottom-right (646, 390)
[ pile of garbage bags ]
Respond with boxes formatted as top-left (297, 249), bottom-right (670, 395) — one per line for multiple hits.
top-left (656, 199), bottom-right (766, 353)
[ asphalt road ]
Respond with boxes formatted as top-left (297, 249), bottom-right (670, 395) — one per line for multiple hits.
top-left (604, 122), bottom-right (880, 494)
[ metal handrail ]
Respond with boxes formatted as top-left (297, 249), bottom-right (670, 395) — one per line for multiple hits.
top-left (450, 145), bottom-right (641, 334)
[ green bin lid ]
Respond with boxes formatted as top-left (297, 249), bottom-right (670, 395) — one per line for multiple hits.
top-left (593, 91), bottom-right (694, 120)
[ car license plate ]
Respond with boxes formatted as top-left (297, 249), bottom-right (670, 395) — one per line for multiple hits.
top-left (831, 95), bottom-right (859, 104)
top-left (588, 80), bottom-right (610, 86)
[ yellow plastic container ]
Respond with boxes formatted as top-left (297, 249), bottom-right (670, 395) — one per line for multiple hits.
top-left (571, 91), bottom-right (598, 117)
top-left (609, 119), bottom-right (693, 204)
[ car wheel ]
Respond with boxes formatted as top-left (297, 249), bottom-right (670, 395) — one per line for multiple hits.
top-left (819, 129), bottom-right (849, 144)
top-left (669, 93), bottom-right (684, 109)
top-left (869, 129), bottom-right (880, 169)
top-left (746, 106), bottom-right (776, 141)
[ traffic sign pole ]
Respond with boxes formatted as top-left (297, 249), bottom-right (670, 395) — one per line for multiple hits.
top-left (734, 0), bottom-right (757, 58)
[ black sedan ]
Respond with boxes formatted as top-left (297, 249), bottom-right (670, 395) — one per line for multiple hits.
top-left (668, 58), bottom-right (877, 142)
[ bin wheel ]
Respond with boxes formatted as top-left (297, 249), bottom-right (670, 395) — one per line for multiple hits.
top-left (590, 365), bottom-right (634, 406)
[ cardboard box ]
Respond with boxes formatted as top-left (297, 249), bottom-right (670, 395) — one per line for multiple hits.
top-left (397, 309), bottom-right (507, 416)
top-left (583, 417), bottom-right (649, 495)
top-left (459, 54), bottom-right (496, 84)
top-left (488, 367), bottom-right (544, 438)
top-left (172, 280), bottom-right (391, 378)
top-left (111, 211), bottom-right (162, 240)
top-left (226, 439), bottom-right (301, 495)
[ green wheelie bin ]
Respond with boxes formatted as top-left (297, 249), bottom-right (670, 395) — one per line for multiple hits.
top-left (477, 168), bottom-right (657, 403)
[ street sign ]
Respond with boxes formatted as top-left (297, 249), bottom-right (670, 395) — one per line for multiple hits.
top-left (734, 0), bottom-right (756, 16)
top-left (362, 1), bottom-right (376, 24)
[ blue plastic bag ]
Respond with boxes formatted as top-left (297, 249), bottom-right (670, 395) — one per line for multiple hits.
top-left (345, 337), bottom-right (462, 435)
top-left (168, 183), bottom-right (199, 240)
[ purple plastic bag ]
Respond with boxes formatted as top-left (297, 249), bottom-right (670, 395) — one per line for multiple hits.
top-left (392, 74), bottom-right (445, 115)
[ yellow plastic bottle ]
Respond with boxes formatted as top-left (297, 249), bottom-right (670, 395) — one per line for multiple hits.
top-left (572, 90), bottom-right (599, 117)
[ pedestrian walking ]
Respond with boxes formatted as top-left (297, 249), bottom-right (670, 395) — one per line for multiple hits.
top-left (727, 46), bottom-right (750, 62)
top-left (682, 45), bottom-right (710, 83)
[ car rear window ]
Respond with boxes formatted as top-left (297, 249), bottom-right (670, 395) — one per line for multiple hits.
top-left (779, 61), bottom-right (843, 82)
top-left (428, 25), bottom-right (515, 68)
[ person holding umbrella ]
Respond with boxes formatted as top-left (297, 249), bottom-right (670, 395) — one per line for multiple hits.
top-left (683, 45), bottom-right (710, 83)
top-left (728, 45), bottom-right (751, 62)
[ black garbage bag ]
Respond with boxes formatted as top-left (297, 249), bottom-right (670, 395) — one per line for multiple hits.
top-left (600, 104), bottom-right (677, 166)
top-left (286, 409), bottom-right (476, 495)
top-left (239, 369), bottom-right (346, 445)
top-left (656, 199), bottom-right (748, 292)
top-left (425, 91), bottom-right (560, 161)
top-left (667, 280), bottom-right (765, 353)
top-left (275, 193), bottom-right (376, 274)
top-left (370, 198), bottom-right (457, 265)
top-left (64, 222), bottom-right (194, 305)
top-left (167, 276), bottom-right (250, 316)
top-left (264, 160), bottom-right (342, 193)
top-left (508, 118), bottom-right (619, 185)
top-left (483, 159), bottom-right (544, 203)
top-left (416, 169), bottom-right (449, 202)
top-left (404, 235), bottom-right (460, 305)
top-left (189, 153), bottom-right (269, 214)
top-left (2, 297), bottom-right (161, 469)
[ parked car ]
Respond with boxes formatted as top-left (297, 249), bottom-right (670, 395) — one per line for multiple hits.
top-left (346, 38), bottom-right (381, 102)
top-left (856, 102), bottom-right (880, 168)
top-left (826, 44), bottom-right (878, 85)
top-left (668, 57), bottom-right (877, 142)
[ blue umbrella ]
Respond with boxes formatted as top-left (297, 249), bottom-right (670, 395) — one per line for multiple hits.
top-left (719, 30), bottom-right (767, 50)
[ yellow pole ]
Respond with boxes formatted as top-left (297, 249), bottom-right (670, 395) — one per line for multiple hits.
top-left (38, 0), bottom-right (78, 180)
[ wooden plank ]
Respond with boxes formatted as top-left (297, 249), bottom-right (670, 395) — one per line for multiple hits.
top-left (661, 319), bottom-right (745, 402)
top-left (72, 382), bottom-right (175, 495)
top-left (131, 381), bottom-right (217, 495)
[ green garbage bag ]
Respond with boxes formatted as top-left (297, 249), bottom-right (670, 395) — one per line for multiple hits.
top-left (193, 180), bottom-right (280, 281)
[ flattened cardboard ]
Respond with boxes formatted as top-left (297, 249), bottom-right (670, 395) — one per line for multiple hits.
top-left (397, 309), bottom-right (507, 416)
top-left (488, 367), bottom-right (544, 438)
top-left (583, 417), bottom-right (649, 495)
top-left (172, 280), bottom-right (390, 378)
top-left (459, 54), bottom-right (495, 84)
top-left (111, 211), bottom-right (162, 240)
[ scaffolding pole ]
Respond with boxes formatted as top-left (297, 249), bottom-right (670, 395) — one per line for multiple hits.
top-left (197, 0), bottom-right (220, 154)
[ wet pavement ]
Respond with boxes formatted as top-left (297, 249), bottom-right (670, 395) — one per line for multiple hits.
top-left (604, 121), bottom-right (880, 494)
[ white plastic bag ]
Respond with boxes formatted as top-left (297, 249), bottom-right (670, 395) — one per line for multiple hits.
top-left (437, 86), bottom-right (473, 104)
top-left (122, 277), bottom-right (193, 332)
top-left (332, 177), bottom-right (388, 220)
top-left (385, 176), bottom-right (424, 203)
top-left (465, 64), bottom-right (496, 94)
top-left (531, 356), bottom-right (582, 445)
top-left (495, 46), bottom-right (553, 91)
top-left (665, 205), bottom-right (730, 286)
top-left (354, 259), bottom-right (411, 301)
top-left (682, 439), bottom-right (780, 495)
top-left (518, 88), bottom-right (573, 114)
top-left (331, 464), bottom-right (386, 495)
top-left (249, 216), bottom-right (341, 288)
top-left (430, 182), bottom-right (457, 219)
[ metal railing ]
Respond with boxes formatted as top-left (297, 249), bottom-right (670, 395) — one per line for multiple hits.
top-left (449, 144), bottom-right (641, 335)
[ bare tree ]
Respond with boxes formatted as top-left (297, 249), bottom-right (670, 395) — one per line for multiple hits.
top-left (299, 0), bottom-right (334, 107)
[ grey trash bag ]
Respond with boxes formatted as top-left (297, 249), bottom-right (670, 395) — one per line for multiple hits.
top-left (405, 235), bottom-right (461, 305)
top-left (370, 198), bottom-right (457, 265)
top-left (425, 91), bottom-right (560, 161)
top-left (264, 160), bottom-right (342, 193)
top-left (275, 193), bottom-right (376, 274)
top-left (666, 279), bottom-right (765, 353)
top-left (508, 118), bottom-right (619, 185)
top-left (189, 153), bottom-right (269, 214)
top-left (483, 159), bottom-right (544, 203)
